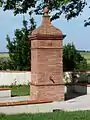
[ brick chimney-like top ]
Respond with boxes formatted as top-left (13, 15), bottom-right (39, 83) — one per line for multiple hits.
top-left (31, 7), bottom-right (63, 39)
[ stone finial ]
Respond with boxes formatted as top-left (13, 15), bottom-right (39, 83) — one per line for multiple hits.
top-left (43, 7), bottom-right (49, 15)
top-left (31, 6), bottom-right (65, 38)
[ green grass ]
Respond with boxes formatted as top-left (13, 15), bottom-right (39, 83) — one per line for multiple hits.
top-left (0, 53), bottom-right (9, 58)
top-left (0, 111), bottom-right (90, 120)
top-left (11, 85), bottom-right (30, 96)
top-left (0, 85), bottom-right (30, 96)
top-left (80, 52), bottom-right (90, 64)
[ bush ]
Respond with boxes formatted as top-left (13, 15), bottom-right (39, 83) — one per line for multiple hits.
top-left (63, 43), bottom-right (87, 71)
top-left (0, 57), bottom-right (14, 70)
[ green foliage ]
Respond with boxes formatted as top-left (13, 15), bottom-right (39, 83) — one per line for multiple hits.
top-left (6, 16), bottom-right (36, 70)
top-left (0, 57), bottom-right (14, 70)
top-left (80, 52), bottom-right (90, 70)
top-left (63, 43), bottom-right (87, 71)
top-left (1, 0), bottom-right (90, 26)
top-left (0, 0), bottom-right (3, 7)
top-left (1, 0), bottom-right (87, 21)
top-left (84, 19), bottom-right (90, 27)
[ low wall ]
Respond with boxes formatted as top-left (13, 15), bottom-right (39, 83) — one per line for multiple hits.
top-left (63, 71), bottom-right (90, 83)
top-left (65, 84), bottom-right (90, 94)
top-left (74, 84), bottom-right (90, 94)
top-left (0, 71), bottom-right (30, 86)
top-left (0, 88), bottom-right (11, 98)
top-left (0, 100), bottom-right (53, 114)
top-left (0, 71), bottom-right (90, 86)
top-left (64, 85), bottom-right (74, 93)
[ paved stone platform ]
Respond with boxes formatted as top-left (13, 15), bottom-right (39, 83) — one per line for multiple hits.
top-left (0, 94), bottom-right (90, 114)
top-left (53, 94), bottom-right (90, 111)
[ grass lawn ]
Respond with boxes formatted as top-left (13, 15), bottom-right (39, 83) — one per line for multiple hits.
top-left (0, 53), bottom-right (9, 58)
top-left (11, 85), bottom-right (30, 96)
top-left (0, 85), bottom-right (30, 96)
top-left (80, 52), bottom-right (90, 64)
top-left (0, 111), bottom-right (90, 120)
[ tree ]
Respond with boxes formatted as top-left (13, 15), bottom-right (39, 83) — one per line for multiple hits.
top-left (1, 0), bottom-right (87, 21)
top-left (63, 43), bottom-right (87, 71)
top-left (0, 0), bottom-right (3, 7)
top-left (84, 16), bottom-right (90, 27)
top-left (6, 16), bottom-right (36, 70)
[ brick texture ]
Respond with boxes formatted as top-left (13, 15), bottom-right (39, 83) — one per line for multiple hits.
top-left (29, 11), bottom-right (64, 101)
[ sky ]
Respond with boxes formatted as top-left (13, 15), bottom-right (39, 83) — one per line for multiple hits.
top-left (0, 1), bottom-right (90, 52)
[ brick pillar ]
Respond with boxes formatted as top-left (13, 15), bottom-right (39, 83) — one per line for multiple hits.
top-left (29, 7), bottom-right (65, 101)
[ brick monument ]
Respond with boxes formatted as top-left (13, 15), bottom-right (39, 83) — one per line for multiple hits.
top-left (29, 7), bottom-right (65, 101)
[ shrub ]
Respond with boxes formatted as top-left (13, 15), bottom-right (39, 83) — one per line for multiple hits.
top-left (63, 43), bottom-right (87, 71)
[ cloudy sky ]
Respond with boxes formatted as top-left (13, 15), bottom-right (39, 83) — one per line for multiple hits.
top-left (0, 1), bottom-right (90, 52)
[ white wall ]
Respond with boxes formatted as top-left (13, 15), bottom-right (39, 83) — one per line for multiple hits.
top-left (0, 71), bottom-right (31, 86)
top-left (0, 71), bottom-right (90, 86)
